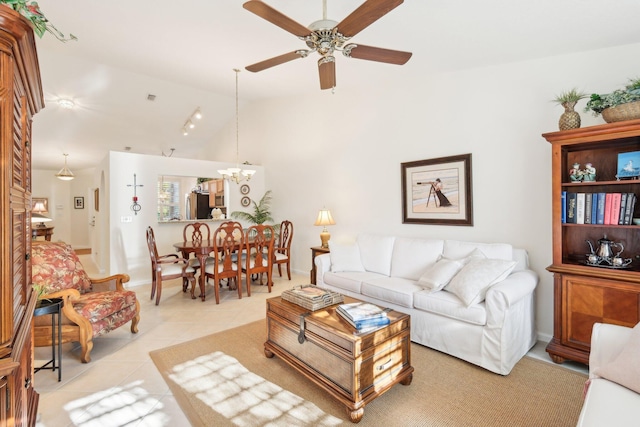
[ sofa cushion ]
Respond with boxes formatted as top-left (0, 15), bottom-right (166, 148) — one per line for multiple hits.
top-left (593, 321), bottom-right (640, 394)
top-left (413, 289), bottom-right (487, 325)
top-left (357, 234), bottom-right (395, 276)
top-left (329, 242), bottom-right (365, 273)
top-left (417, 257), bottom-right (466, 292)
top-left (361, 277), bottom-right (422, 308)
top-left (444, 258), bottom-right (517, 306)
top-left (322, 271), bottom-right (383, 294)
top-left (390, 237), bottom-right (443, 280)
top-left (32, 242), bottom-right (92, 293)
top-left (443, 240), bottom-right (513, 261)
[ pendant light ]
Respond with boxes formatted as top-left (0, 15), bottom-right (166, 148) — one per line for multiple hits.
top-left (55, 153), bottom-right (74, 181)
top-left (218, 69), bottom-right (256, 184)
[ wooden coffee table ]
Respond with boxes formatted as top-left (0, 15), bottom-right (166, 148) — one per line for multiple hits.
top-left (264, 296), bottom-right (413, 423)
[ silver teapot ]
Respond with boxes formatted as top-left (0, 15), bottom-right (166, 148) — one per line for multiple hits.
top-left (586, 235), bottom-right (627, 266)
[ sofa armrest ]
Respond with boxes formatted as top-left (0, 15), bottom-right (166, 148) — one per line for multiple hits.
top-left (589, 323), bottom-right (633, 379)
top-left (90, 274), bottom-right (131, 292)
top-left (315, 253), bottom-right (331, 286)
top-left (485, 270), bottom-right (538, 325)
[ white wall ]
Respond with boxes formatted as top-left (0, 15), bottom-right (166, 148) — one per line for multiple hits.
top-left (208, 42), bottom-right (640, 342)
top-left (103, 151), bottom-right (265, 286)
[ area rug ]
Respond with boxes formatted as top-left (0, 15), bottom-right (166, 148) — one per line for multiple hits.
top-left (150, 320), bottom-right (587, 426)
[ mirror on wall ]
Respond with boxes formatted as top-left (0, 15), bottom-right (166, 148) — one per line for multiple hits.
top-left (157, 176), bottom-right (226, 222)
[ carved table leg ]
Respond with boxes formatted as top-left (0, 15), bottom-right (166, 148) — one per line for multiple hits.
top-left (347, 407), bottom-right (364, 423)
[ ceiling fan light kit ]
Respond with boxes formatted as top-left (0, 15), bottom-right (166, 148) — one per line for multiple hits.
top-left (243, 0), bottom-right (412, 90)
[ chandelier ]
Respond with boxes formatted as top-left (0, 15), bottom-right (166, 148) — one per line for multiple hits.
top-left (55, 153), bottom-right (74, 181)
top-left (218, 69), bottom-right (256, 184)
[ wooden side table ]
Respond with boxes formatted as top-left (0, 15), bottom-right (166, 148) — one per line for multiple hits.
top-left (32, 226), bottom-right (54, 241)
top-left (34, 298), bottom-right (63, 381)
top-left (310, 246), bottom-right (330, 284)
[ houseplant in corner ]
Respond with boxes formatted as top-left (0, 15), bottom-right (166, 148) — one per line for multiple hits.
top-left (584, 78), bottom-right (640, 123)
top-left (230, 190), bottom-right (280, 235)
top-left (553, 88), bottom-right (588, 130)
top-left (0, 0), bottom-right (76, 41)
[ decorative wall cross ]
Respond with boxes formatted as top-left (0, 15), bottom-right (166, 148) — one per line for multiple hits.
top-left (127, 174), bottom-right (143, 215)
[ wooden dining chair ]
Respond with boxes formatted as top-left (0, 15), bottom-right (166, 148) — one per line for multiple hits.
top-left (204, 221), bottom-right (244, 303)
top-left (273, 220), bottom-right (293, 280)
top-left (146, 226), bottom-right (197, 305)
top-left (244, 224), bottom-right (275, 293)
top-left (182, 222), bottom-right (213, 273)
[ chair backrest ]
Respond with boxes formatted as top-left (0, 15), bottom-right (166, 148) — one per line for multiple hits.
top-left (31, 242), bottom-right (93, 293)
top-left (278, 220), bottom-right (293, 251)
top-left (183, 222), bottom-right (211, 244)
top-left (146, 226), bottom-right (160, 266)
top-left (214, 221), bottom-right (244, 272)
top-left (246, 224), bottom-right (275, 270)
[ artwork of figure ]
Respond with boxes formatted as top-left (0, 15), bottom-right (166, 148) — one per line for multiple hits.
top-left (582, 162), bottom-right (596, 181)
top-left (433, 178), bottom-right (452, 207)
top-left (569, 162), bottom-right (583, 182)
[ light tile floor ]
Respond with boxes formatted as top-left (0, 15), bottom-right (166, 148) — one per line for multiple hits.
top-left (34, 255), bottom-right (587, 426)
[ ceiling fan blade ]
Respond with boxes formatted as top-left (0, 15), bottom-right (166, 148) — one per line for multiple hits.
top-left (318, 59), bottom-right (336, 90)
top-left (337, 0), bottom-right (404, 38)
top-left (246, 51), bottom-right (305, 73)
top-left (345, 44), bottom-right (412, 65)
top-left (243, 1), bottom-right (310, 38)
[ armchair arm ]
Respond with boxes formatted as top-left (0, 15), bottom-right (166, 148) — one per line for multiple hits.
top-left (90, 274), bottom-right (131, 292)
top-left (43, 288), bottom-right (91, 331)
top-left (589, 323), bottom-right (634, 379)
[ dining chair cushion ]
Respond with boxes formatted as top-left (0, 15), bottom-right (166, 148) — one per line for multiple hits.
top-left (274, 252), bottom-right (289, 261)
top-left (162, 263), bottom-right (195, 275)
top-left (248, 255), bottom-right (269, 269)
top-left (187, 257), bottom-right (214, 268)
top-left (204, 263), bottom-right (239, 274)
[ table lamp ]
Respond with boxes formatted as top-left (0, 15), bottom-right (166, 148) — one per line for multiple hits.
top-left (314, 209), bottom-right (335, 249)
top-left (31, 213), bottom-right (52, 228)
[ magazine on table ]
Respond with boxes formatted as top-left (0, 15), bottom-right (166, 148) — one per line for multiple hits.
top-left (337, 309), bottom-right (391, 330)
top-left (337, 302), bottom-right (389, 322)
top-left (289, 285), bottom-right (333, 301)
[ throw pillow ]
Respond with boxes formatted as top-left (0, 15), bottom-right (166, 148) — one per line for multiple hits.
top-left (444, 258), bottom-right (516, 306)
top-left (330, 242), bottom-right (366, 273)
top-left (417, 258), bottom-right (466, 292)
top-left (593, 322), bottom-right (640, 394)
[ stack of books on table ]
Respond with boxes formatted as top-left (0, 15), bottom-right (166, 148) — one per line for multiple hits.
top-left (336, 302), bottom-right (391, 333)
top-left (281, 285), bottom-right (344, 311)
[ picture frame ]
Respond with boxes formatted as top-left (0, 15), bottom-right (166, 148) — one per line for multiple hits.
top-left (74, 196), bottom-right (84, 209)
top-left (32, 197), bottom-right (48, 213)
top-left (94, 188), bottom-right (99, 212)
top-left (616, 151), bottom-right (640, 180)
top-left (401, 153), bottom-right (473, 226)
top-left (241, 196), bottom-right (251, 207)
top-left (240, 184), bottom-right (250, 195)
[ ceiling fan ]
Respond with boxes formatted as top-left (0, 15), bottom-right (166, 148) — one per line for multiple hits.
top-left (243, 0), bottom-right (412, 90)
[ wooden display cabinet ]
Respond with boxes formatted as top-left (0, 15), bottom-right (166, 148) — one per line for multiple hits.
top-left (543, 119), bottom-right (640, 365)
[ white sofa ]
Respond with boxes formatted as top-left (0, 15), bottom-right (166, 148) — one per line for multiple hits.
top-left (577, 323), bottom-right (640, 426)
top-left (315, 234), bottom-right (538, 375)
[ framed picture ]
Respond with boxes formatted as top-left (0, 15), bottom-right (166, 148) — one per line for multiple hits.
top-left (241, 196), bottom-right (251, 207)
top-left (32, 197), bottom-right (48, 213)
top-left (240, 184), bottom-right (250, 195)
top-left (616, 151), bottom-right (640, 180)
top-left (74, 196), bottom-right (84, 209)
top-left (401, 153), bottom-right (473, 226)
top-left (94, 188), bottom-right (99, 212)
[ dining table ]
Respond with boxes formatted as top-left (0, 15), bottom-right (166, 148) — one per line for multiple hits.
top-left (173, 238), bottom-right (245, 301)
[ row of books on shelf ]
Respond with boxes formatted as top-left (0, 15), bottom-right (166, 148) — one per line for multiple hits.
top-left (562, 191), bottom-right (637, 225)
top-left (336, 302), bottom-right (391, 332)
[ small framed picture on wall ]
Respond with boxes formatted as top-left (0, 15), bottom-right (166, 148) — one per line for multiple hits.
top-left (74, 196), bottom-right (84, 209)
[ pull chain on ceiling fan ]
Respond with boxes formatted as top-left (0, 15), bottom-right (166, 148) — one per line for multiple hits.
top-left (243, 0), bottom-right (412, 90)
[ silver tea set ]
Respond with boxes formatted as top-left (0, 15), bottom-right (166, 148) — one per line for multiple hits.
top-left (585, 235), bottom-right (633, 268)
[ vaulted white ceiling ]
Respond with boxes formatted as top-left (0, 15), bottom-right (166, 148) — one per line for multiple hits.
top-left (31, 0), bottom-right (640, 170)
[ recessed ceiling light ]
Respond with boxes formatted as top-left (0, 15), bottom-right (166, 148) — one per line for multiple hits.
top-left (58, 99), bottom-right (75, 109)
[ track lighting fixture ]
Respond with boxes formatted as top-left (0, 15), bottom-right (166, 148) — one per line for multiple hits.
top-left (181, 108), bottom-right (202, 135)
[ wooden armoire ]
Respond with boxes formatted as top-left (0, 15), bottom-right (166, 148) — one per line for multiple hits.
top-left (0, 6), bottom-right (44, 426)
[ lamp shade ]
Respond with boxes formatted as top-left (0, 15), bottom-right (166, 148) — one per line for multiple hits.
top-left (32, 200), bottom-right (47, 214)
top-left (314, 209), bottom-right (336, 227)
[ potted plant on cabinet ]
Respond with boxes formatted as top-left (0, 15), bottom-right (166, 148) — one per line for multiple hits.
top-left (553, 88), bottom-right (588, 130)
top-left (584, 78), bottom-right (640, 123)
top-left (0, 0), bottom-right (75, 41)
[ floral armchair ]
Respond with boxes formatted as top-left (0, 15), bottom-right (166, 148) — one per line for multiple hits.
top-left (31, 242), bottom-right (140, 363)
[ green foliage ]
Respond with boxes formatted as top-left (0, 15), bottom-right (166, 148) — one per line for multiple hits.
top-left (0, 0), bottom-right (76, 41)
top-left (584, 78), bottom-right (640, 116)
top-left (231, 190), bottom-right (275, 225)
top-left (553, 88), bottom-right (588, 105)
top-left (32, 283), bottom-right (50, 300)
